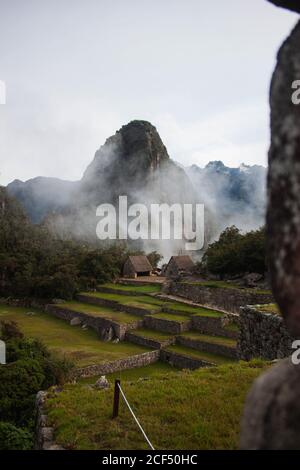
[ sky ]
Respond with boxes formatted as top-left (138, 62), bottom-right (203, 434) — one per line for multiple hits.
top-left (0, 0), bottom-right (297, 186)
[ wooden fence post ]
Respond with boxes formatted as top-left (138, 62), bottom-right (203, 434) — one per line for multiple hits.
top-left (112, 379), bottom-right (120, 419)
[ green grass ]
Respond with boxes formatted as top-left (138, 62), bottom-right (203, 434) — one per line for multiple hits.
top-left (0, 304), bottom-right (150, 367)
top-left (257, 303), bottom-right (280, 316)
top-left (46, 360), bottom-right (270, 449)
top-left (78, 362), bottom-right (178, 384)
top-left (165, 303), bottom-right (223, 318)
top-left (100, 283), bottom-right (161, 294)
top-left (182, 281), bottom-right (271, 295)
top-left (179, 332), bottom-right (236, 347)
top-left (129, 328), bottom-right (175, 342)
top-left (165, 344), bottom-right (235, 365)
top-left (81, 292), bottom-right (163, 312)
top-left (56, 301), bottom-right (139, 324)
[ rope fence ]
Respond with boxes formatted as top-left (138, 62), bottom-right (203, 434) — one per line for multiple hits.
top-left (112, 379), bottom-right (155, 450)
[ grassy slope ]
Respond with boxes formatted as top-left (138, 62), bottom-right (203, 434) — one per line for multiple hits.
top-left (165, 303), bottom-right (223, 318)
top-left (0, 304), bottom-right (150, 367)
top-left (257, 303), bottom-right (280, 316)
top-left (46, 360), bottom-right (270, 450)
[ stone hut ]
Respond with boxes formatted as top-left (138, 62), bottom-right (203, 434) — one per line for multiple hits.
top-left (163, 255), bottom-right (194, 278)
top-left (123, 255), bottom-right (153, 278)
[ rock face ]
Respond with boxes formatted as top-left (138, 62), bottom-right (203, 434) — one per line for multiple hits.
top-left (240, 6), bottom-right (300, 449)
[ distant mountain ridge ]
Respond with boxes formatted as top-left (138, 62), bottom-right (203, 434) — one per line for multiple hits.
top-left (7, 120), bottom-right (266, 253)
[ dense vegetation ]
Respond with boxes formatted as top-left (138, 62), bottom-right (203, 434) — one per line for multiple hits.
top-left (0, 320), bottom-right (73, 449)
top-left (0, 187), bottom-right (148, 300)
top-left (202, 226), bottom-right (266, 278)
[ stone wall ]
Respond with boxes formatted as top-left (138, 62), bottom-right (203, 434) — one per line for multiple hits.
top-left (76, 294), bottom-right (153, 317)
top-left (176, 335), bottom-right (237, 359)
top-left (144, 315), bottom-right (191, 334)
top-left (45, 304), bottom-right (142, 340)
top-left (237, 306), bottom-right (296, 360)
top-left (35, 391), bottom-right (64, 450)
top-left (191, 315), bottom-right (238, 339)
top-left (76, 350), bottom-right (160, 378)
top-left (160, 349), bottom-right (212, 369)
top-left (169, 282), bottom-right (273, 314)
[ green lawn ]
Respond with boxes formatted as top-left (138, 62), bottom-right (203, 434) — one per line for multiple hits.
top-left (56, 301), bottom-right (139, 324)
top-left (78, 362), bottom-right (178, 384)
top-left (46, 360), bottom-right (270, 450)
top-left (100, 283), bottom-right (161, 294)
top-left (0, 304), bottom-right (150, 367)
top-left (179, 332), bottom-right (236, 347)
top-left (165, 344), bottom-right (235, 365)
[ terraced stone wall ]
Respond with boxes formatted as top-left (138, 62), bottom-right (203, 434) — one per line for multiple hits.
top-left (169, 282), bottom-right (273, 314)
top-left (45, 304), bottom-right (142, 340)
top-left (176, 336), bottom-right (236, 359)
top-left (160, 349), bottom-right (211, 369)
top-left (76, 294), bottom-right (153, 316)
top-left (143, 315), bottom-right (191, 334)
top-left (191, 315), bottom-right (238, 339)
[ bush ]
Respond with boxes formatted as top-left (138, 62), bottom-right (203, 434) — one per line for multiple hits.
top-left (0, 422), bottom-right (32, 450)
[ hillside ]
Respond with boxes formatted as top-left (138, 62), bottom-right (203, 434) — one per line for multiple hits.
top-left (45, 360), bottom-right (270, 450)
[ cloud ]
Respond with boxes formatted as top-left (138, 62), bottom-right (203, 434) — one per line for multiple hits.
top-left (155, 104), bottom-right (269, 169)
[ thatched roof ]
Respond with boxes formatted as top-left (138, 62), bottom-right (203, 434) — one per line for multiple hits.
top-left (169, 255), bottom-right (194, 271)
top-left (128, 255), bottom-right (153, 272)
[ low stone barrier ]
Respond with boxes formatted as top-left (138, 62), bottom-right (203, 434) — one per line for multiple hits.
top-left (160, 349), bottom-right (212, 369)
top-left (35, 391), bottom-right (64, 450)
top-left (144, 315), bottom-right (191, 334)
top-left (45, 304), bottom-right (142, 340)
top-left (76, 294), bottom-right (154, 317)
top-left (237, 305), bottom-right (296, 360)
top-left (76, 350), bottom-right (160, 378)
top-left (169, 282), bottom-right (273, 314)
top-left (176, 335), bottom-right (237, 359)
top-left (125, 331), bottom-right (175, 349)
